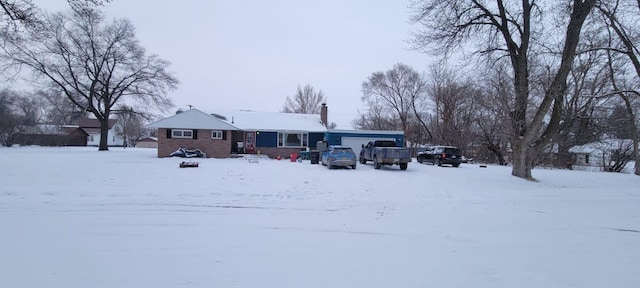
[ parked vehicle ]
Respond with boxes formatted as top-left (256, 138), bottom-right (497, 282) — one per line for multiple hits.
top-left (169, 147), bottom-right (205, 158)
top-left (321, 145), bottom-right (357, 169)
top-left (416, 145), bottom-right (462, 167)
top-left (359, 140), bottom-right (411, 170)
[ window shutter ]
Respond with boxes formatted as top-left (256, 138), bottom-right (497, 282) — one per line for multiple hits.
top-left (222, 131), bottom-right (227, 140)
top-left (166, 129), bottom-right (172, 139)
top-left (193, 130), bottom-right (198, 139)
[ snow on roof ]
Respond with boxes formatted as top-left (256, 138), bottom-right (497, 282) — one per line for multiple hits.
top-left (569, 139), bottom-right (633, 154)
top-left (82, 128), bottom-right (101, 135)
top-left (204, 108), bottom-right (327, 132)
top-left (138, 136), bottom-right (158, 142)
top-left (146, 108), bottom-right (240, 130)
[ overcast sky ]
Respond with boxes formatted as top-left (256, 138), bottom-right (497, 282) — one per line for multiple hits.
top-left (34, 0), bottom-right (434, 127)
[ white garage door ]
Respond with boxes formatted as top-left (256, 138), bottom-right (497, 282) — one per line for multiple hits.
top-left (341, 137), bottom-right (396, 155)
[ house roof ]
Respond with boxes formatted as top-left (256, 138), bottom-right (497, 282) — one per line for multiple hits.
top-left (78, 118), bottom-right (118, 129)
top-left (138, 137), bottom-right (158, 142)
top-left (82, 128), bottom-right (102, 135)
top-left (205, 108), bottom-right (327, 132)
top-left (146, 108), bottom-right (240, 130)
top-left (19, 124), bottom-right (84, 136)
top-left (569, 139), bottom-right (633, 154)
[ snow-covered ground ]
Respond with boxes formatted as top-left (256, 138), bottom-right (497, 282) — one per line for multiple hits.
top-left (1, 146), bottom-right (639, 288)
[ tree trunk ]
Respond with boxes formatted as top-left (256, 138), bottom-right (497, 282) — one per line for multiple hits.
top-left (511, 139), bottom-right (533, 179)
top-left (99, 118), bottom-right (109, 151)
top-left (485, 141), bottom-right (506, 165)
top-left (511, 0), bottom-right (595, 179)
top-left (620, 94), bottom-right (639, 176)
top-left (635, 143), bottom-right (639, 176)
top-left (412, 103), bottom-right (433, 142)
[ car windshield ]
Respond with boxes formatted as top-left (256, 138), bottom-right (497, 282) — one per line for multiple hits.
top-left (332, 148), bottom-right (353, 153)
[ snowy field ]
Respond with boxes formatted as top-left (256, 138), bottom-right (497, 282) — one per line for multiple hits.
top-left (1, 146), bottom-right (639, 288)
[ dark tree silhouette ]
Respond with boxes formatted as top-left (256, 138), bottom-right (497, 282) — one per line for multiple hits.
top-left (2, 7), bottom-right (177, 150)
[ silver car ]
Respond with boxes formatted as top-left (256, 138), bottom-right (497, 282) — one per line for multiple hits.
top-left (321, 145), bottom-right (357, 169)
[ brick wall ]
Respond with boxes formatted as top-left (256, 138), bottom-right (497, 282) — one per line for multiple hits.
top-left (158, 128), bottom-right (233, 158)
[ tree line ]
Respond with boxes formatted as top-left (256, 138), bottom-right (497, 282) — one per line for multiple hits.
top-left (352, 0), bottom-right (639, 178)
top-left (2, 1), bottom-right (638, 179)
top-left (0, 0), bottom-right (176, 150)
top-left (0, 88), bottom-right (152, 147)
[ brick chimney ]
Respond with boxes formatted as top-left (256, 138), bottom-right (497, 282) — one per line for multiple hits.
top-left (320, 103), bottom-right (328, 127)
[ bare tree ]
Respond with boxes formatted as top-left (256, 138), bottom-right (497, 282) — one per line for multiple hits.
top-left (41, 90), bottom-right (87, 125)
top-left (0, 0), bottom-right (40, 32)
top-left (605, 53), bottom-right (639, 174)
top-left (552, 47), bottom-right (611, 168)
top-left (472, 64), bottom-right (513, 165)
top-left (361, 63), bottom-right (428, 143)
top-left (606, 139), bottom-right (635, 172)
top-left (114, 104), bottom-right (146, 147)
top-left (595, 0), bottom-right (640, 175)
top-left (410, 0), bottom-right (597, 179)
top-left (606, 104), bottom-right (633, 139)
top-left (1, 0), bottom-right (109, 36)
top-left (13, 90), bottom-right (47, 125)
top-left (1, 7), bottom-right (177, 150)
top-left (0, 88), bottom-right (23, 146)
top-left (282, 84), bottom-right (327, 114)
top-left (427, 64), bottom-right (476, 148)
top-left (353, 97), bottom-right (399, 131)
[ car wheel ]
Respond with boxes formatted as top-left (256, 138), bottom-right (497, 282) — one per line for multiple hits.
top-left (373, 157), bottom-right (381, 169)
top-left (453, 163), bottom-right (460, 168)
top-left (352, 164), bottom-right (356, 169)
top-left (435, 159), bottom-right (441, 166)
top-left (399, 163), bottom-right (408, 170)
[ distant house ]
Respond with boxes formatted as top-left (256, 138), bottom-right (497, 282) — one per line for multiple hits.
top-left (135, 137), bottom-right (158, 148)
top-left (78, 118), bottom-right (124, 147)
top-left (569, 139), bottom-right (634, 171)
top-left (16, 124), bottom-right (88, 146)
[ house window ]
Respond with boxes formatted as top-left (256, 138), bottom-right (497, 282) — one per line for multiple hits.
top-left (585, 154), bottom-right (589, 164)
top-left (89, 135), bottom-right (94, 142)
top-left (172, 129), bottom-right (193, 139)
top-left (277, 132), bottom-right (308, 147)
top-left (211, 131), bottom-right (223, 139)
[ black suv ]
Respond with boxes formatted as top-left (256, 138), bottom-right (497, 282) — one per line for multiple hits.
top-left (416, 146), bottom-right (463, 167)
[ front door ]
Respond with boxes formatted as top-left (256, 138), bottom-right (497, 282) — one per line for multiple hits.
top-left (245, 131), bottom-right (256, 153)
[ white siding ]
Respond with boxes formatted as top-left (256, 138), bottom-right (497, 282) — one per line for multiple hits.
top-left (87, 129), bottom-right (124, 146)
top-left (341, 137), bottom-right (395, 155)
